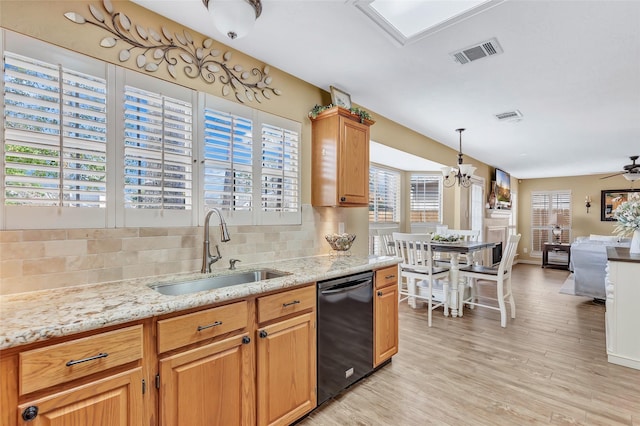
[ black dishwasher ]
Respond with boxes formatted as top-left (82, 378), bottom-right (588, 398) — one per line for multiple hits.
top-left (316, 271), bottom-right (374, 405)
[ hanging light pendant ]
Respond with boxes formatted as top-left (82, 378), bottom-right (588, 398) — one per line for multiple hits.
top-left (442, 128), bottom-right (476, 188)
top-left (202, 0), bottom-right (262, 40)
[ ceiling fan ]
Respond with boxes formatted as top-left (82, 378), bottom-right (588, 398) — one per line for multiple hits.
top-left (600, 155), bottom-right (640, 181)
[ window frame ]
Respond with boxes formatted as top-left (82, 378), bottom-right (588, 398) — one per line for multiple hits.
top-left (1, 30), bottom-right (302, 230)
top-left (369, 164), bottom-right (401, 224)
top-left (530, 190), bottom-right (572, 255)
top-left (116, 69), bottom-right (197, 228)
top-left (1, 30), bottom-right (112, 229)
top-left (201, 94), bottom-right (301, 227)
top-left (409, 173), bottom-right (443, 225)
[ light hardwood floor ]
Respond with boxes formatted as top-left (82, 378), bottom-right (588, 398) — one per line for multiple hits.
top-left (299, 264), bottom-right (640, 426)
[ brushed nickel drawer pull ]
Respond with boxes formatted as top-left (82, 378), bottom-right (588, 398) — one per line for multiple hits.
top-left (66, 352), bottom-right (109, 367)
top-left (197, 321), bottom-right (223, 331)
top-left (282, 300), bottom-right (301, 307)
top-left (385, 274), bottom-right (396, 279)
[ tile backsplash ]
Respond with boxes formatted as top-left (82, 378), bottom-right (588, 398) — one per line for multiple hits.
top-left (0, 205), bottom-right (346, 295)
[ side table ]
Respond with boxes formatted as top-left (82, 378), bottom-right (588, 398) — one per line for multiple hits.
top-left (542, 242), bottom-right (571, 270)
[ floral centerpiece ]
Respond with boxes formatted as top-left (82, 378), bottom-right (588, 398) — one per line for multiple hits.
top-left (613, 193), bottom-right (640, 254)
top-left (431, 234), bottom-right (461, 243)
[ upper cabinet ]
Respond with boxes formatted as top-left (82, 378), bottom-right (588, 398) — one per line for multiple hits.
top-left (310, 106), bottom-right (375, 207)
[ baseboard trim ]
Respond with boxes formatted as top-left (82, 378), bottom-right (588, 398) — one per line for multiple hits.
top-left (516, 259), bottom-right (541, 265)
top-left (608, 353), bottom-right (640, 370)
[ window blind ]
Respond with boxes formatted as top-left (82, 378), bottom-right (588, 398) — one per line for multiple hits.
top-left (260, 123), bottom-right (299, 212)
top-left (203, 108), bottom-right (253, 211)
top-left (531, 190), bottom-right (572, 252)
top-left (3, 52), bottom-right (107, 207)
top-left (410, 174), bottom-right (442, 223)
top-left (369, 166), bottom-right (400, 223)
top-left (123, 86), bottom-right (192, 210)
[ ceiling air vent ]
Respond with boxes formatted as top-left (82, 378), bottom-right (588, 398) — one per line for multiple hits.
top-left (495, 110), bottom-right (523, 122)
top-left (450, 37), bottom-right (503, 65)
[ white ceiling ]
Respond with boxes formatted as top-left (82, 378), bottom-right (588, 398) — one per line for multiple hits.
top-left (132, 0), bottom-right (640, 179)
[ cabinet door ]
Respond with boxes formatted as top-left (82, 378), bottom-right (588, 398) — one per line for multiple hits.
top-left (257, 312), bottom-right (316, 426)
top-left (17, 368), bottom-right (143, 426)
top-left (374, 284), bottom-right (399, 367)
top-left (338, 117), bottom-right (369, 205)
top-left (158, 334), bottom-right (254, 426)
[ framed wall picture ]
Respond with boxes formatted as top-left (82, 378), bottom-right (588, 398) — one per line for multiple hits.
top-left (601, 189), bottom-right (640, 221)
top-left (330, 86), bottom-right (351, 109)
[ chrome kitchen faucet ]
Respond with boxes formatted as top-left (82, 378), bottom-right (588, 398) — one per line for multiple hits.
top-left (201, 208), bottom-right (231, 273)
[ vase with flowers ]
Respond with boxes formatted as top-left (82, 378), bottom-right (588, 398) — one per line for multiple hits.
top-left (613, 193), bottom-right (640, 254)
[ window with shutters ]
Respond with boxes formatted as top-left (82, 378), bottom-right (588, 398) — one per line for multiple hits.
top-left (203, 108), bottom-right (253, 212)
top-left (410, 174), bottom-right (442, 224)
top-left (123, 85), bottom-right (193, 210)
top-left (369, 165), bottom-right (400, 223)
top-left (531, 190), bottom-right (572, 254)
top-left (1, 31), bottom-right (300, 229)
top-left (203, 95), bottom-right (301, 226)
top-left (261, 123), bottom-right (299, 213)
top-left (2, 38), bottom-right (109, 229)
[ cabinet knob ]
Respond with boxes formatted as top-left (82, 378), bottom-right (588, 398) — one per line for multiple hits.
top-left (259, 330), bottom-right (268, 338)
top-left (22, 406), bottom-right (38, 421)
top-left (242, 336), bottom-right (251, 344)
top-left (340, 196), bottom-right (346, 202)
top-left (377, 291), bottom-right (383, 297)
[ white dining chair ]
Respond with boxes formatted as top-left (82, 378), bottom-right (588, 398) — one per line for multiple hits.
top-left (458, 234), bottom-right (521, 327)
top-left (380, 232), bottom-right (396, 256)
top-left (393, 233), bottom-right (450, 327)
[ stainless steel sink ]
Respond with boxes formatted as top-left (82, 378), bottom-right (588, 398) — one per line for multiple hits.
top-left (149, 268), bottom-right (291, 296)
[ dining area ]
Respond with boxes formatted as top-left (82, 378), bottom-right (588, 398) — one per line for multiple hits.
top-left (378, 229), bottom-right (521, 328)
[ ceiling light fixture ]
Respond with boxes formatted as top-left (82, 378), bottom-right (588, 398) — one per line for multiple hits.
top-left (623, 172), bottom-right (640, 182)
top-left (202, 0), bottom-right (262, 40)
top-left (441, 128), bottom-right (477, 188)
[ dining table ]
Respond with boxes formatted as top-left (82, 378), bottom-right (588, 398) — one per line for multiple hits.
top-left (425, 240), bottom-right (496, 317)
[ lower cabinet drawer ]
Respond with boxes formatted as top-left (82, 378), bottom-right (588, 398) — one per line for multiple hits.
top-left (375, 265), bottom-right (398, 289)
top-left (257, 285), bottom-right (315, 324)
top-left (157, 300), bottom-right (248, 353)
top-left (19, 325), bottom-right (143, 395)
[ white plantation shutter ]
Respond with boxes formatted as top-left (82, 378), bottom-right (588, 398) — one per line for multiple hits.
top-left (369, 165), bottom-right (400, 223)
top-left (203, 108), bottom-right (253, 211)
top-left (202, 95), bottom-right (301, 226)
top-left (261, 123), bottom-right (299, 213)
top-left (410, 174), bottom-right (442, 223)
top-left (531, 190), bottom-right (572, 253)
top-left (3, 32), bottom-right (304, 229)
top-left (123, 86), bottom-right (192, 210)
top-left (3, 52), bottom-right (107, 208)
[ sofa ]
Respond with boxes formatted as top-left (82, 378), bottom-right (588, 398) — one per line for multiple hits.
top-left (570, 235), bottom-right (631, 300)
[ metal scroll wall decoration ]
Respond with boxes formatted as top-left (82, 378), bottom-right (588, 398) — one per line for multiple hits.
top-left (64, 0), bottom-right (281, 103)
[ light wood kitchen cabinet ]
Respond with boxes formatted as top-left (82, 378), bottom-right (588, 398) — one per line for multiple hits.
top-left (17, 368), bottom-right (144, 426)
top-left (19, 325), bottom-right (143, 395)
top-left (256, 285), bottom-right (316, 426)
top-left (158, 334), bottom-right (253, 426)
top-left (310, 106), bottom-right (374, 207)
top-left (374, 265), bottom-right (399, 367)
top-left (156, 300), bottom-right (254, 426)
top-left (1, 324), bottom-right (146, 426)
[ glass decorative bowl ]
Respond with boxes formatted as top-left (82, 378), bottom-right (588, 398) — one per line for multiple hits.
top-left (325, 233), bottom-right (356, 251)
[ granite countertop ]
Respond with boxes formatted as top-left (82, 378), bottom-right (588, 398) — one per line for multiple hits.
top-left (607, 246), bottom-right (640, 263)
top-left (0, 255), bottom-right (399, 351)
